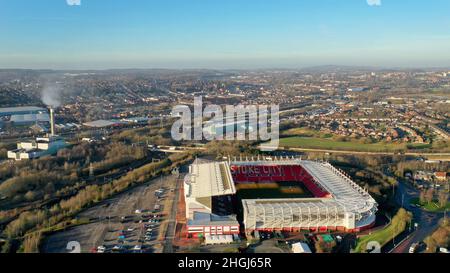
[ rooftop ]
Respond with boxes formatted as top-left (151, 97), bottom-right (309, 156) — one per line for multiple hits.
top-left (82, 120), bottom-right (123, 128)
top-left (186, 161), bottom-right (236, 198)
top-left (187, 212), bottom-right (238, 227)
top-left (0, 106), bottom-right (47, 115)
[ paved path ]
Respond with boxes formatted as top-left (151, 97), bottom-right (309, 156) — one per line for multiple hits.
top-left (163, 175), bottom-right (182, 253)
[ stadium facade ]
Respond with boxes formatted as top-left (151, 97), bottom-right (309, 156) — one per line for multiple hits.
top-left (183, 158), bottom-right (378, 237)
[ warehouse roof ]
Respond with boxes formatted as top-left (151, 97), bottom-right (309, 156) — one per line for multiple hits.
top-left (0, 106), bottom-right (47, 115)
top-left (82, 120), bottom-right (123, 128)
top-left (10, 113), bottom-right (50, 123)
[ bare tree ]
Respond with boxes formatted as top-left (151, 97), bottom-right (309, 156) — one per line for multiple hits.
top-left (419, 190), bottom-right (426, 204)
top-left (424, 236), bottom-right (437, 253)
top-left (438, 190), bottom-right (449, 208)
top-left (425, 188), bottom-right (435, 204)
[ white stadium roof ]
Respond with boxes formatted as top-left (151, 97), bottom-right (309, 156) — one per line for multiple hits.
top-left (186, 161), bottom-right (236, 198)
top-left (300, 161), bottom-right (376, 215)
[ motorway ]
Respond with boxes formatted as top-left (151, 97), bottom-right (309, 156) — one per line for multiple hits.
top-left (389, 181), bottom-right (443, 253)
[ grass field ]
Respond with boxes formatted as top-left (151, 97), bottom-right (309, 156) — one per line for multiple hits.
top-left (279, 137), bottom-right (435, 153)
top-left (236, 182), bottom-right (314, 199)
top-left (410, 198), bottom-right (450, 213)
top-left (354, 223), bottom-right (403, 253)
top-left (280, 137), bottom-right (406, 152)
top-left (354, 209), bottom-right (412, 253)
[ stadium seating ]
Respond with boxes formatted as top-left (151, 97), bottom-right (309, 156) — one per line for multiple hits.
top-left (230, 165), bottom-right (331, 198)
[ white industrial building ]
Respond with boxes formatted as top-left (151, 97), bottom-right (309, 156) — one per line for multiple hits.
top-left (7, 108), bottom-right (67, 160)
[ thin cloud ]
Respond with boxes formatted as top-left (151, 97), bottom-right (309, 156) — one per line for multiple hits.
top-left (66, 0), bottom-right (81, 6)
top-left (367, 0), bottom-right (382, 6)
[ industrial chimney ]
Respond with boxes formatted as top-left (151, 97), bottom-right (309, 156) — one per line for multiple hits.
top-left (49, 107), bottom-right (55, 136)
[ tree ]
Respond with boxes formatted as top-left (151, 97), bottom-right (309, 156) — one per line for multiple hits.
top-left (23, 232), bottom-right (42, 253)
top-left (425, 188), bottom-right (435, 204)
top-left (430, 220), bottom-right (450, 247)
top-left (438, 190), bottom-right (449, 208)
top-left (315, 240), bottom-right (336, 253)
top-left (419, 190), bottom-right (426, 204)
top-left (424, 236), bottom-right (437, 253)
top-left (1, 240), bottom-right (11, 253)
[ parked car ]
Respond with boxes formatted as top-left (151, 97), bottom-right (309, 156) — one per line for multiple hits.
top-left (133, 245), bottom-right (142, 251)
top-left (97, 246), bottom-right (106, 253)
top-left (409, 243), bottom-right (419, 253)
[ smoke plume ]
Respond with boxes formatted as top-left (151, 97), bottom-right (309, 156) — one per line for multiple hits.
top-left (41, 83), bottom-right (62, 108)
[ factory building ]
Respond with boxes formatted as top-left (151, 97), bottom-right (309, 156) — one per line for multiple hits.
top-left (7, 108), bottom-right (67, 161)
top-left (0, 106), bottom-right (49, 125)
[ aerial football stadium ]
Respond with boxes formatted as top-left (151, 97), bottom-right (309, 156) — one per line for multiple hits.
top-left (183, 157), bottom-right (378, 238)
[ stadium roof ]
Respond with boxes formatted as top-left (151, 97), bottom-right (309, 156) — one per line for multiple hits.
top-left (186, 161), bottom-right (236, 198)
top-left (242, 198), bottom-right (348, 214)
top-left (300, 161), bottom-right (376, 213)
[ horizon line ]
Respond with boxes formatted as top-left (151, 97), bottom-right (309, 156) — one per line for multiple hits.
top-left (1, 65), bottom-right (450, 72)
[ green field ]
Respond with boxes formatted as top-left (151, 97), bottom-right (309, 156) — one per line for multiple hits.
top-left (279, 137), bottom-right (432, 153)
top-left (410, 198), bottom-right (450, 213)
top-left (354, 223), bottom-right (399, 253)
top-left (354, 209), bottom-right (412, 253)
top-left (280, 137), bottom-right (406, 152)
top-left (236, 182), bottom-right (314, 200)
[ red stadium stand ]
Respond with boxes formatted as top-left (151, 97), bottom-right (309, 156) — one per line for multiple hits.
top-left (230, 165), bottom-right (332, 198)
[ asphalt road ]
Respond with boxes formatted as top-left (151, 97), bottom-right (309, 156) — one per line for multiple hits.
top-left (389, 181), bottom-right (443, 253)
top-left (163, 175), bottom-right (182, 253)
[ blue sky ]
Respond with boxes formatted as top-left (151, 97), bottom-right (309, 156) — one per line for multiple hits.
top-left (0, 0), bottom-right (449, 69)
